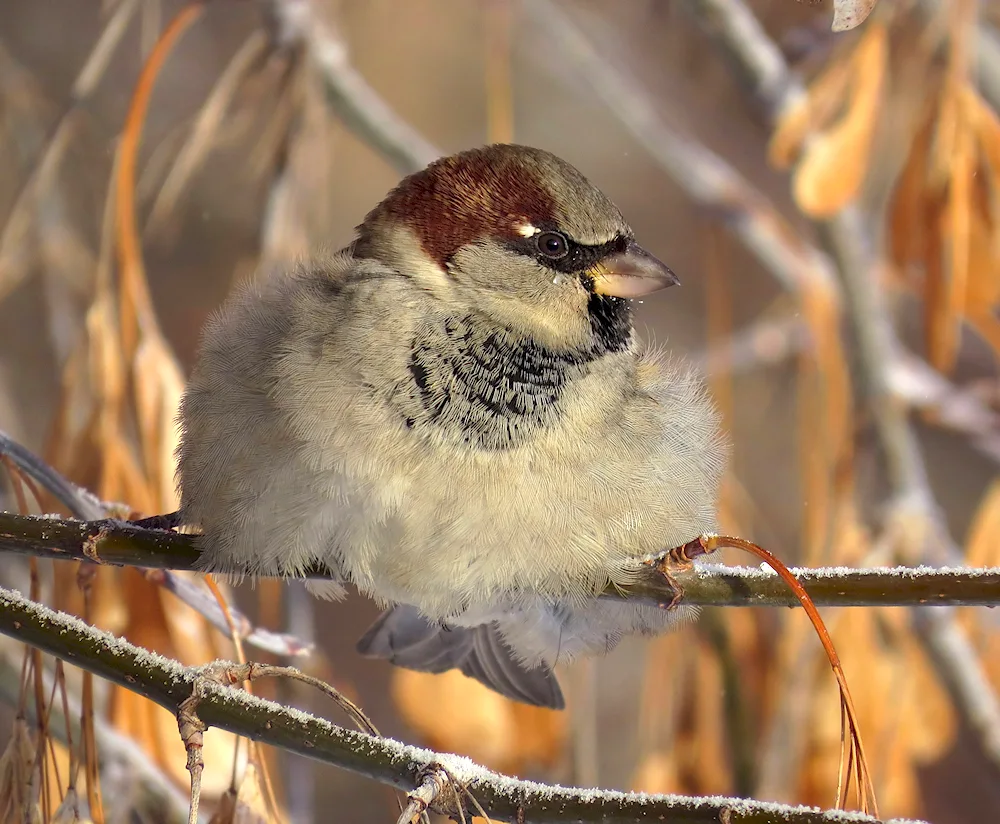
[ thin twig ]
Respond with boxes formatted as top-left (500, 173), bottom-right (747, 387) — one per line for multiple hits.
top-left (694, 318), bottom-right (1000, 465)
top-left (145, 29), bottom-right (272, 236)
top-left (0, 0), bottom-right (139, 302)
top-left (265, 0), bottom-right (440, 174)
top-left (524, 0), bottom-right (840, 300)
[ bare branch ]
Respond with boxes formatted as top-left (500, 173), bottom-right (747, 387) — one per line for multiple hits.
top-left (0, 584), bottom-right (927, 824)
top-left (2, 511), bottom-right (999, 609)
top-left (525, 0), bottom-right (840, 302)
top-left (693, 317), bottom-right (1000, 466)
top-left (265, 0), bottom-right (440, 174)
top-left (0, 0), bottom-right (139, 301)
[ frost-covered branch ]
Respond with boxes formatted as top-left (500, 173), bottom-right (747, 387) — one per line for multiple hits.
top-left (2, 511), bottom-right (999, 608)
top-left (0, 584), bottom-right (925, 824)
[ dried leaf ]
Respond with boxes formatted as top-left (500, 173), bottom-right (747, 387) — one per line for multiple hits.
top-left (966, 480), bottom-right (1000, 568)
top-left (688, 640), bottom-right (731, 795)
top-left (132, 333), bottom-right (185, 509)
top-left (209, 762), bottom-right (273, 824)
top-left (393, 669), bottom-right (519, 768)
top-left (507, 701), bottom-right (569, 769)
top-left (929, 98), bottom-right (975, 373)
top-left (831, 0), bottom-right (879, 33)
top-left (963, 176), bottom-right (1000, 358)
top-left (808, 604), bottom-right (954, 816)
top-left (392, 669), bottom-right (566, 773)
top-left (631, 751), bottom-right (680, 794)
top-left (769, 58), bottom-right (854, 170)
top-left (797, 278), bottom-right (852, 561)
top-left (888, 105), bottom-right (939, 273)
top-left (962, 481), bottom-right (1000, 688)
top-left (793, 24), bottom-right (887, 217)
top-left (0, 716), bottom-right (40, 824)
top-left (964, 86), bottom-right (1000, 345)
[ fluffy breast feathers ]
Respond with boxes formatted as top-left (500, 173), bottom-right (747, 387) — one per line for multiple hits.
top-left (178, 256), bottom-right (727, 620)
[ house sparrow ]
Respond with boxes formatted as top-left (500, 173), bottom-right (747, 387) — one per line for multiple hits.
top-left (177, 144), bottom-right (727, 709)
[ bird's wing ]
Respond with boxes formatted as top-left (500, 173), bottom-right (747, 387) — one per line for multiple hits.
top-left (356, 605), bottom-right (565, 709)
top-left (356, 604), bottom-right (474, 673)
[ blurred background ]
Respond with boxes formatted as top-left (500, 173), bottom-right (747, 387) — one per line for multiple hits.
top-left (1, 0), bottom-right (999, 821)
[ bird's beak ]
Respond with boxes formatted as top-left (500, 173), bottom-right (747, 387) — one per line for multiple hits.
top-left (587, 241), bottom-right (680, 298)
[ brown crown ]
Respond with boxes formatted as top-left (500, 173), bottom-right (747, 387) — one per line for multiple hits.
top-left (367, 145), bottom-right (559, 268)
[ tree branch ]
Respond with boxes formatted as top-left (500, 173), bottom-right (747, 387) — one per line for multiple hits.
top-left (2, 511), bottom-right (999, 608)
top-left (0, 584), bottom-right (926, 824)
top-left (685, 0), bottom-right (1000, 776)
top-left (264, 0), bottom-right (440, 174)
top-left (525, 0), bottom-right (840, 301)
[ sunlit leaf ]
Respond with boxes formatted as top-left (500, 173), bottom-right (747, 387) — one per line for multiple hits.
top-left (392, 668), bottom-right (566, 773)
top-left (792, 24), bottom-right (887, 217)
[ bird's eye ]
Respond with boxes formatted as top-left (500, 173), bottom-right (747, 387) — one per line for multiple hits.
top-left (535, 231), bottom-right (569, 259)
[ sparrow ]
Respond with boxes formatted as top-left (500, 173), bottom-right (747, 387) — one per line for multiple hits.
top-left (177, 144), bottom-right (727, 709)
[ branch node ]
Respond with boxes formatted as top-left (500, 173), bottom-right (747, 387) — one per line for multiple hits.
top-left (82, 525), bottom-right (110, 563)
top-left (396, 767), bottom-right (454, 824)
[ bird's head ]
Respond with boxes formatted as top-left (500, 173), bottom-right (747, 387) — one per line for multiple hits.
top-left (354, 144), bottom-right (677, 355)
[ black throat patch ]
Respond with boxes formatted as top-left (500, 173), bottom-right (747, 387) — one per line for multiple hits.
top-left (397, 313), bottom-right (626, 451)
top-left (587, 293), bottom-right (632, 355)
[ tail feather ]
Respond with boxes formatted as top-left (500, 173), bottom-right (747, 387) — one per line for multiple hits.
top-left (357, 605), bottom-right (565, 709)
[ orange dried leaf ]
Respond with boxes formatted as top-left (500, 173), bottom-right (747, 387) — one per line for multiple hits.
top-left (961, 481), bottom-right (1000, 688)
top-left (896, 632), bottom-right (956, 764)
top-left (888, 106), bottom-right (938, 270)
top-left (963, 181), bottom-right (1000, 358)
top-left (792, 24), bottom-right (887, 217)
top-left (931, 82), bottom-right (963, 187)
top-left (132, 333), bottom-right (185, 510)
top-left (508, 701), bottom-right (569, 769)
top-left (968, 86), bottom-right (1000, 187)
top-left (797, 280), bottom-right (852, 560)
top-left (770, 94), bottom-right (819, 170)
top-left (631, 751), bottom-right (680, 794)
top-left (769, 58), bottom-right (854, 170)
top-left (927, 117), bottom-right (975, 373)
top-left (209, 762), bottom-right (274, 824)
top-left (690, 642), bottom-right (731, 795)
top-left (393, 669), bottom-right (521, 770)
top-left (0, 716), bottom-right (39, 824)
top-left (392, 666), bottom-right (568, 773)
top-left (966, 479), bottom-right (1000, 568)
